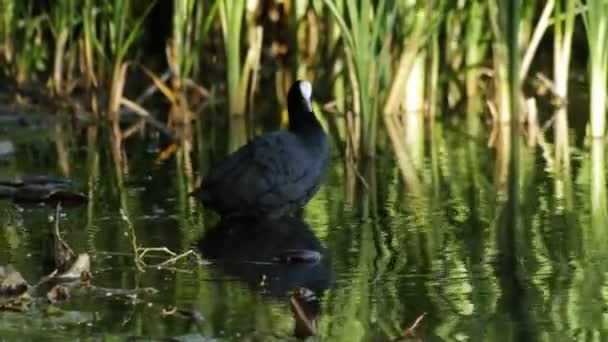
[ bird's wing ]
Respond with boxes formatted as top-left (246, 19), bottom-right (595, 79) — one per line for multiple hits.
top-left (252, 133), bottom-right (313, 208)
top-left (200, 133), bottom-right (304, 212)
top-left (201, 143), bottom-right (253, 191)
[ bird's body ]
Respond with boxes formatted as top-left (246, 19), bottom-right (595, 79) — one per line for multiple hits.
top-left (193, 80), bottom-right (329, 220)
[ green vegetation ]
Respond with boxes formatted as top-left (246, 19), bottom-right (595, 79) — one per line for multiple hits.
top-left (0, 1), bottom-right (603, 160)
top-left (1, 1), bottom-right (608, 340)
top-left (219, 0), bottom-right (245, 118)
top-left (583, 0), bottom-right (608, 138)
top-left (323, 0), bottom-right (389, 158)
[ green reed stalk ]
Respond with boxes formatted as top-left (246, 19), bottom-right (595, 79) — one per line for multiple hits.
top-left (443, 2), bottom-right (466, 71)
top-left (325, 0), bottom-right (347, 112)
top-left (103, 0), bottom-right (155, 121)
top-left (553, 0), bottom-right (576, 195)
top-left (219, 0), bottom-right (245, 116)
top-left (324, 0), bottom-right (390, 157)
top-left (591, 139), bottom-right (608, 233)
top-left (582, 0), bottom-right (608, 137)
top-left (496, 2), bottom-right (523, 328)
top-left (49, 0), bottom-right (78, 96)
top-left (553, 0), bottom-right (575, 97)
top-left (488, 0), bottom-right (512, 124)
top-left (172, 0), bottom-right (218, 90)
top-left (504, 5), bottom-right (522, 277)
top-left (0, 0), bottom-right (15, 65)
top-left (17, 20), bottom-right (47, 84)
top-left (427, 31), bottom-right (440, 120)
top-left (106, 0), bottom-right (131, 120)
top-left (519, 0), bottom-right (539, 48)
top-left (3, 1), bottom-right (48, 84)
top-left (81, 0), bottom-right (98, 89)
top-left (507, 0), bottom-right (521, 163)
top-left (85, 126), bottom-right (100, 240)
top-left (172, 0), bottom-right (191, 89)
top-left (465, 1), bottom-right (487, 135)
top-left (192, 1), bottom-right (219, 77)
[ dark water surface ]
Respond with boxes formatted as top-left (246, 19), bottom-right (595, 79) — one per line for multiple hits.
top-left (0, 111), bottom-right (606, 342)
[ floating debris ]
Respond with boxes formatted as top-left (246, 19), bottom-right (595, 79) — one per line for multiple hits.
top-left (0, 265), bottom-right (30, 297)
top-left (12, 185), bottom-right (88, 207)
top-left (0, 265), bottom-right (32, 312)
top-left (290, 287), bottom-right (320, 339)
top-left (54, 254), bottom-right (92, 282)
top-left (0, 177), bottom-right (87, 207)
top-left (46, 284), bottom-right (71, 304)
top-left (45, 253), bottom-right (93, 304)
top-left (0, 175), bottom-right (72, 188)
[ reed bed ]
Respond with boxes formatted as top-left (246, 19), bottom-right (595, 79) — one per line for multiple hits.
top-left (0, 0), bottom-right (605, 194)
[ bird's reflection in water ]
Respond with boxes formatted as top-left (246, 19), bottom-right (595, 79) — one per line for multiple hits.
top-left (196, 216), bottom-right (332, 338)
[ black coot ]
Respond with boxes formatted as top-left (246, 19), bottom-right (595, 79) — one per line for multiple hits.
top-left (193, 80), bottom-right (329, 219)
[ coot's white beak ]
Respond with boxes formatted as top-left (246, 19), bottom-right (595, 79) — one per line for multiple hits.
top-left (299, 81), bottom-right (313, 112)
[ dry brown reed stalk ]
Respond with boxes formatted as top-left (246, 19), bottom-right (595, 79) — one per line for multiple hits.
top-left (79, 23), bottom-right (98, 89)
top-left (120, 97), bottom-right (176, 138)
top-left (165, 44), bottom-right (194, 127)
top-left (381, 46), bottom-right (422, 192)
top-left (121, 119), bottom-right (146, 140)
top-left (519, 0), bottom-right (554, 82)
top-left (244, 26), bottom-right (264, 115)
top-left (107, 62), bottom-right (129, 123)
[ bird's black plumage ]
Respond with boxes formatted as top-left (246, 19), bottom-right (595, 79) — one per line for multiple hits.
top-left (193, 80), bottom-right (329, 219)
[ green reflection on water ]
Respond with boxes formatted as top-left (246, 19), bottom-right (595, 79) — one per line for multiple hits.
top-left (0, 116), bottom-right (606, 341)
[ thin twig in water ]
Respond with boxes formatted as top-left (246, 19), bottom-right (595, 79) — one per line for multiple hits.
top-left (120, 208), bottom-right (145, 272)
top-left (157, 250), bottom-right (198, 267)
top-left (136, 247), bottom-right (200, 270)
top-left (403, 313), bottom-right (425, 337)
top-left (54, 204), bottom-right (75, 259)
top-left (137, 247), bottom-right (177, 260)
